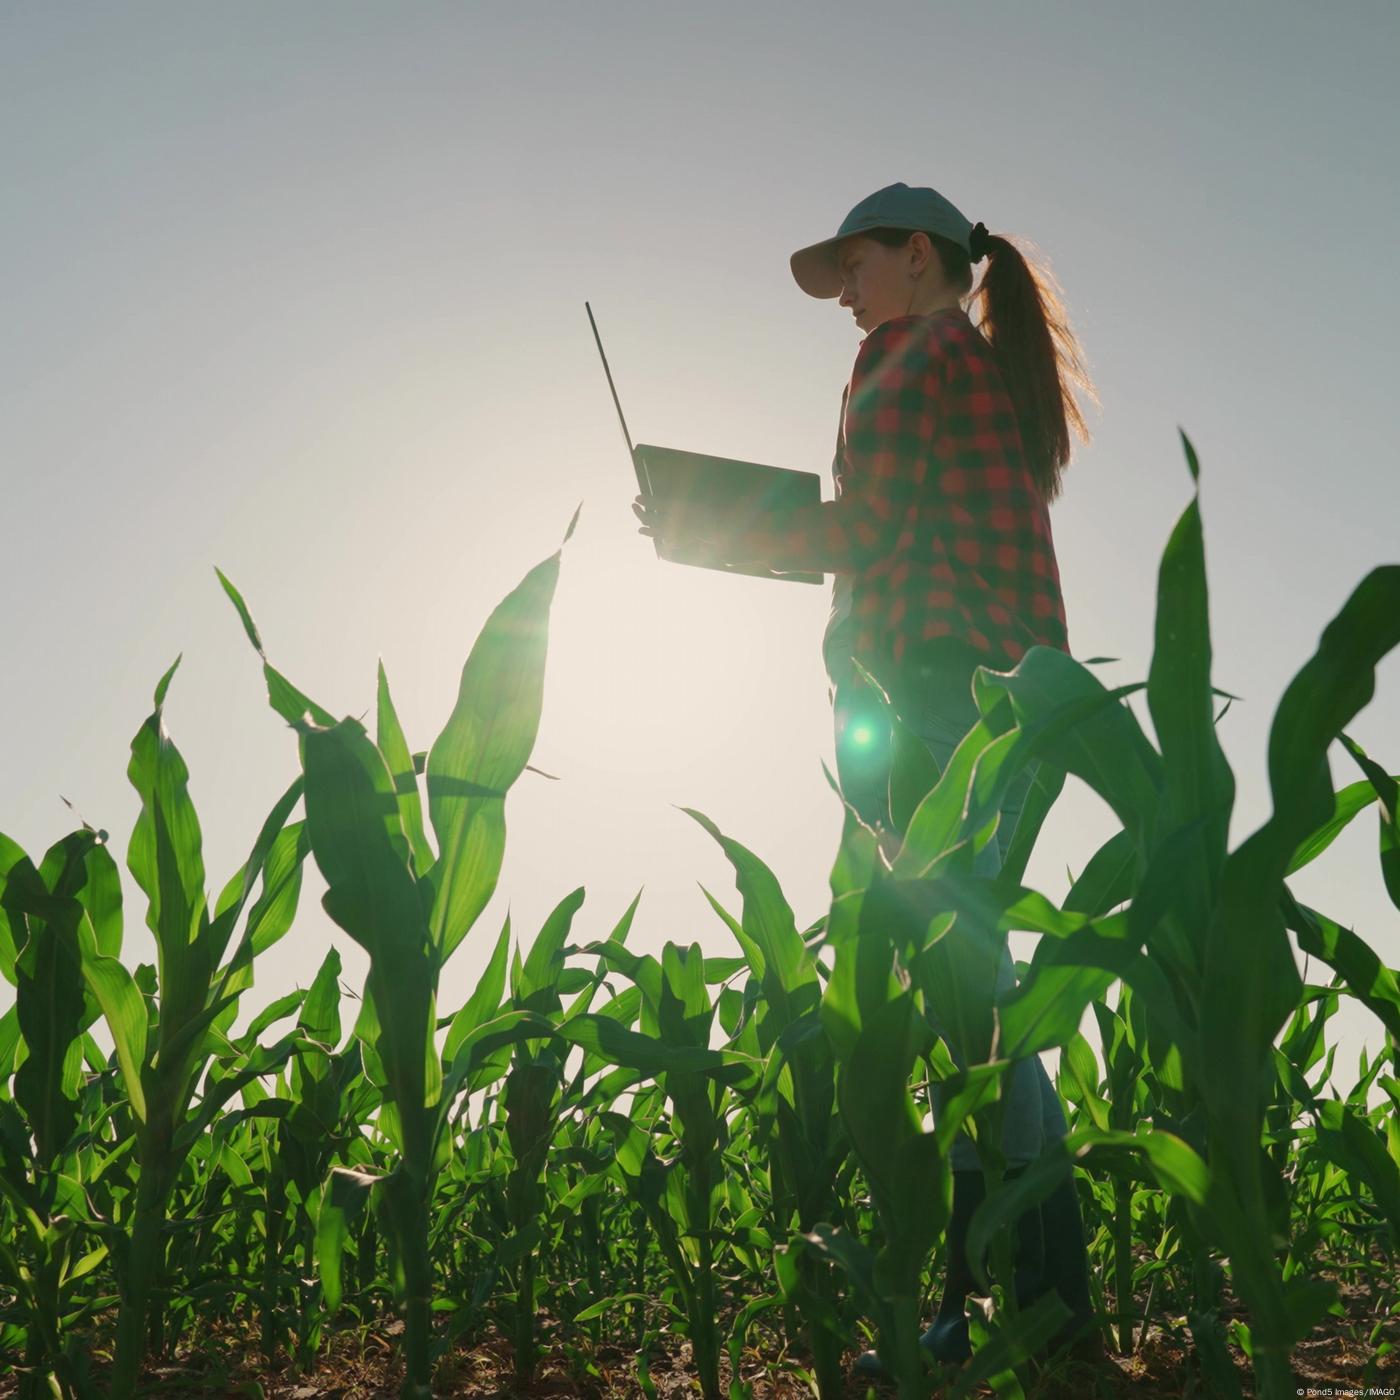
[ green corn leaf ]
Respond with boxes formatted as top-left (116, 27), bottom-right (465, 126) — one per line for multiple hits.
top-left (561, 889), bottom-right (641, 1022)
top-left (0, 1007), bottom-right (21, 1080)
top-left (518, 887), bottom-right (586, 1003)
top-left (986, 756), bottom-right (1068, 896)
top-left (574, 1291), bottom-right (685, 1324)
top-left (823, 769), bottom-right (879, 901)
top-left (0, 831), bottom-right (28, 986)
top-left (208, 774), bottom-right (304, 959)
top-left (657, 942), bottom-right (713, 1048)
top-left (1202, 566), bottom-right (1400, 1141)
top-left (837, 998), bottom-right (926, 1197)
top-left (215, 568), bottom-right (336, 729)
top-left (1189, 1307), bottom-right (1247, 1400)
top-left (7, 834), bottom-right (95, 1165)
top-left (80, 955), bottom-right (148, 1124)
top-left (558, 1012), bottom-right (740, 1076)
top-left (61, 1242), bottom-right (110, 1289)
top-left (426, 545), bottom-right (563, 962)
top-left (1314, 1100), bottom-right (1400, 1240)
top-left (74, 839), bottom-right (123, 962)
top-left (243, 989), bottom-right (306, 1041)
top-left (125, 658), bottom-right (212, 1046)
top-left (317, 1165), bottom-right (384, 1312)
top-left (228, 821), bottom-right (309, 968)
top-left (0, 1167), bottom-right (47, 1245)
top-left (890, 718), bottom-right (1006, 880)
top-left (1076, 1125), bottom-right (1208, 1202)
top-left (970, 653), bottom-right (1162, 848)
top-left (377, 661), bottom-right (435, 878)
top-left (949, 1291), bottom-right (1073, 1399)
top-left (818, 882), bottom-right (900, 1057)
top-left (1063, 827), bottom-right (1137, 917)
top-left (1062, 1031), bottom-right (1110, 1131)
top-left (581, 941), bottom-right (665, 1011)
top-left (725, 1292), bottom-right (782, 1397)
top-left (598, 1109), bottom-right (653, 1179)
top-left (1286, 773), bottom-right (1400, 876)
top-left (298, 947), bottom-right (344, 1047)
top-left (443, 915), bottom-right (512, 1065)
top-left (1281, 1277), bottom-right (1341, 1343)
top-left (1336, 734), bottom-right (1400, 911)
top-left (569, 982), bottom-right (645, 1080)
top-left (846, 655), bottom-right (948, 843)
top-left (1144, 446), bottom-right (1235, 966)
top-left (889, 703), bottom-right (948, 837)
top-left (697, 885), bottom-right (766, 982)
top-left (1125, 813), bottom-right (1220, 976)
top-left (683, 810), bottom-right (820, 1027)
top-left (781, 1224), bottom-right (895, 1345)
top-left (1282, 891), bottom-right (1400, 1041)
top-left (1264, 571), bottom-right (1400, 858)
top-left (159, 803), bottom-right (312, 1081)
top-left (300, 716), bottom-right (438, 1170)
top-left (860, 869), bottom-right (1114, 1063)
top-left (171, 1028), bottom-right (310, 1154)
top-left (998, 919), bottom-right (1194, 1063)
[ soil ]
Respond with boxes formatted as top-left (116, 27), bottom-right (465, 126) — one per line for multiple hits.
top-left (3, 1278), bottom-right (1395, 1398)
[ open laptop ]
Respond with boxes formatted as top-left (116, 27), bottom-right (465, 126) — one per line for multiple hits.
top-left (587, 302), bottom-right (823, 586)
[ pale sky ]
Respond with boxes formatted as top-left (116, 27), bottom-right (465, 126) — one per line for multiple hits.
top-left (4, 2), bottom-right (1398, 1087)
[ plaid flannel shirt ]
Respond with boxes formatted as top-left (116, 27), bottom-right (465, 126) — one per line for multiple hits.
top-left (723, 308), bottom-right (1070, 686)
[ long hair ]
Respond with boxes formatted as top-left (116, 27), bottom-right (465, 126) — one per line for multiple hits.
top-left (863, 226), bottom-right (1097, 503)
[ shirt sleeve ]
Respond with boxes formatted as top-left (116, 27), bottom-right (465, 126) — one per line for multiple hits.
top-left (717, 319), bottom-right (934, 574)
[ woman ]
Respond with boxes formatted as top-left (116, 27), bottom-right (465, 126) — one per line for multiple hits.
top-left (634, 182), bottom-right (1099, 1363)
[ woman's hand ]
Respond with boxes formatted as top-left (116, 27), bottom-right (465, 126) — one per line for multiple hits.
top-left (632, 493), bottom-right (668, 541)
top-left (633, 493), bottom-right (770, 570)
top-left (633, 494), bottom-right (720, 549)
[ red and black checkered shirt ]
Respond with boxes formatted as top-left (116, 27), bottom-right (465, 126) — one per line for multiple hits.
top-left (723, 308), bottom-right (1070, 686)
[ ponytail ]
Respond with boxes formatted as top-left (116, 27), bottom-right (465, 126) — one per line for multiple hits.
top-left (969, 234), bottom-right (1096, 503)
top-left (864, 225), bottom-right (1097, 502)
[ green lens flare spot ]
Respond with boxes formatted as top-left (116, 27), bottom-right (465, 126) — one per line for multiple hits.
top-left (849, 724), bottom-right (876, 749)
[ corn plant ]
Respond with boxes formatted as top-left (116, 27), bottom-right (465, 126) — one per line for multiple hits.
top-left (0, 825), bottom-right (118, 1399)
top-left (215, 512), bottom-right (582, 1398)
top-left (685, 808), bottom-right (855, 1399)
top-left (2, 433), bottom-right (1397, 1397)
top-left (895, 434), bottom-right (1400, 1398)
top-left (43, 660), bottom-right (317, 1400)
top-left (586, 939), bottom-right (758, 1400)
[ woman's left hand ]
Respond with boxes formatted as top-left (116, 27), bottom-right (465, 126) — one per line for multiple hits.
top-left (633, 494), bottom-right (719, 549)
top-left (632, 493), bottom-right (667, 540)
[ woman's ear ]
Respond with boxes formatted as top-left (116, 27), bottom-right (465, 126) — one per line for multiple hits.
top-left (908, 230), bottom-right (934, 278)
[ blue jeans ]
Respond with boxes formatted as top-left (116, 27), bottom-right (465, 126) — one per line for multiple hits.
top-left (832, 641), bottom-right (1066, 1170)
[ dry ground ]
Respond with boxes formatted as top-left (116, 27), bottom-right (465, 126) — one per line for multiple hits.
top-left (3, 1280), bottom-right (1396, 1400)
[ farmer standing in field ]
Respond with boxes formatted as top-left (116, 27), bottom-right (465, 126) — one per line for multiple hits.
top-left (634, 182), bottom-right (1100, 1365)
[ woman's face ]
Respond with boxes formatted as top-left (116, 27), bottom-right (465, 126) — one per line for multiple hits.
top-left (835, 234), bottom-right (917, 333)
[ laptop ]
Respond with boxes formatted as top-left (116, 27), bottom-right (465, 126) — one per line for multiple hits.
top-left (587, 302), bottom-right (824, 586)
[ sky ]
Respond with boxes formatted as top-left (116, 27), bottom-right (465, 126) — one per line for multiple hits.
top-left (3, 2), bottom-right (1398, 1091)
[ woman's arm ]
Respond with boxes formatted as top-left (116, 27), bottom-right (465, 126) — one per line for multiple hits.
top-left (707, 319), bottom-right (937, 574)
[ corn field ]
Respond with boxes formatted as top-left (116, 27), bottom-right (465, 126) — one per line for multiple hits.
top-left (3, 436), bottom-right (1398, 1400)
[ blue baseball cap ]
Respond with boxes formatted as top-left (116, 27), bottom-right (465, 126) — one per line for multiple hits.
top-left (790, 182), bottom-right (977, 299)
